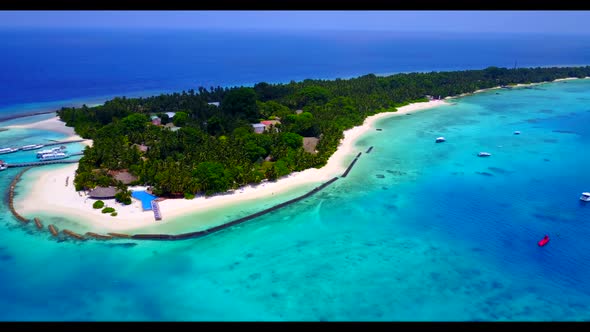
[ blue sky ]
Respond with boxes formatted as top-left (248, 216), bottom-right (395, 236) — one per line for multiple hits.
top-left (0, 11), bottom-right (589, 34)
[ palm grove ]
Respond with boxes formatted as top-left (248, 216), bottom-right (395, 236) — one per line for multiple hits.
top-left (57, 66), bottom-right (590, 199)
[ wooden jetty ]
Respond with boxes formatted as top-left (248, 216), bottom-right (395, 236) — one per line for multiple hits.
top-left (7, 157), bottom-right (82, 168)
top-left (63, 229), bottom-right (85, 241)
top-left (48, 224), bottom-right (59, 237)
top-left (34, 217), bottom-right (43, 230)
top-left (151, 200), bottom-right (162, 221)
top-left (3, 139), bottom-right (87, 152)
top-left (43, 139), bottom-right (87, 147)
top-left (85, 232), bottom-right (112, 240)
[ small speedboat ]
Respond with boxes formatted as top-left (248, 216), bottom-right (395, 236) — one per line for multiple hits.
top-left (478, 152), bottom-right (492, 157)
top-left (435, 137), bottom-right (446, 143)
top-left (580, 192), bottom-right (590, 202)
top-left (0, 147), bottom-right (19, 154)
top-left (21, 144), bottom-right (44, 151)
top-left (538, 235), bottom-right (550, 247)
top-left (514, 131), bottom-right (521, 135)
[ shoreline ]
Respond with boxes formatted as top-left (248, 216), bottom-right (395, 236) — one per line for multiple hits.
top-left (12, 76), bottom-right (587, 235)
top-left (1, 73), bottom-right (588, 125)
top-left (4, 116), bottom-right (79, 136)
top-left (0, 110), bottom-right (57, 124)
top-left (445, 76), bottom-right (589, 100)
top-left (15, 99), bottom-right (448, 234)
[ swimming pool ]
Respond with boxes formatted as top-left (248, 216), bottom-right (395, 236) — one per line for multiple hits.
top-left (131, 191), bottom-right (157, 211)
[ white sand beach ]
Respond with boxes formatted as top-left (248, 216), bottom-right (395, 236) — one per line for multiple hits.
top-left (5, 116), bottom-right (77, 136)
top-left (554, 77), bottom-right (580, 82)
top-left (443, 77), bottom-right (587, 101)
top-left (15, 99), bottom-right (449, 234)
top-left (4, 116), bottom-right (92, 147)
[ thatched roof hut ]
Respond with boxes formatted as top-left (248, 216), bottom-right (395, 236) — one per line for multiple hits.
top-left (88, 186), bottom-right (119, 199)
top-left (303, 137), bottom-right (319, 154)
top-left (109, 170), bottom-right (138, 185)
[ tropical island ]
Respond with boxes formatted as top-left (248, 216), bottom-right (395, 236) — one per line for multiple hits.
top-left (10, 65), bottom-right (590, 236)
top-left (58, 66), bottom-right (590, 198)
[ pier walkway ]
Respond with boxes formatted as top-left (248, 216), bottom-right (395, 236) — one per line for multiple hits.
top-left (151, 200), bottom-right (162, 221)
top-left (2, 139), bottom-right (88, 152)
top-left (6, 152), bottom-right (83, 168)
top-left (32, 139), bottom-right (87, 148)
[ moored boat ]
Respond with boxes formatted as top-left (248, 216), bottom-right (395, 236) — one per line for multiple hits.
top-left (580, 192), bottom-right (590, 202)
top-left (538, 235), bottom-right (550, 247)
top-left (478, 152), bottom-right (492, 157)
top-left (514, 131), bottom-right (521, 135)
top-left (0, 147), bottom-right (19, 154)
top-left (435, 137), bottom-right (446, 143)
top-left (21, 144), bottom-right (44, 151)
top-left (36, 147), bottom-right (65, 158)
top-left (38, 152), bottom-right (69, 161)
top-left (0, 160), bottom-right (7, 171)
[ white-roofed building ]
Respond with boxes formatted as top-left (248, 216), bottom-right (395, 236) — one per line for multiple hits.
top-left (251, 123), bottom-right (266, 134)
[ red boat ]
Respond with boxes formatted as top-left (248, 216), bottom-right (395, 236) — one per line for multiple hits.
top-left (538, 235), bottom-right (550, 247)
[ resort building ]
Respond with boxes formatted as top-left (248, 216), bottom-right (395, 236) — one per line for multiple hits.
top-left (150, 115), bottom-right (161, 126)
top-left (252, 120), bottom-right (282, 134)
top-left (164, 122), bottom-right (181, 131)
top-left (88, 186), bottom-right (119, 199)
top-left (303, 137), bottom-right (319, 154)
top-left (295, 109), bottom-right (304, 115)
top-left (208, 102), bottom-right (220, 107)
top-left (261, 120), bottom-right (282, 132)
top-left (261, 120), bottom-right (281, 127)
top-left (252, 123), bottom-right (266, 134)
top-left (165, 112), bottom-right (176, 119)
top-left (108, 170), bottom-right (138, 185)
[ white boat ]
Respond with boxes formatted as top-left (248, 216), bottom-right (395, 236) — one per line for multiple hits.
top-left (514, 131), bottom-right (521, 135)
top-left (21, 144), bottom-right (44, 151)
top-left (478, 152), bottom-right (492, 157)
top-left (0, 160), bottom-right (7, 171)
top-left (0, 147), bottom-right (19, 154)
top-left (435, 137), bottom-right (446, 143)
top-left (38, 152), bottom-right (69, 161)
top-left (36, 147), bottom-right (65, 158)
top-left (580, 192), bottom-right (590, 202)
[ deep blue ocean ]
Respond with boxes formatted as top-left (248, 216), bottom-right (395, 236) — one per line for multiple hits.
top-left (0, 28), bottom-right (590, 321)
top-left (1, 28), bottom-right (590, 116)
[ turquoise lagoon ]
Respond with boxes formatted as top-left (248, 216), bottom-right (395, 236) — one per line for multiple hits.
top-left (0, 80), bottom-right (590, 320)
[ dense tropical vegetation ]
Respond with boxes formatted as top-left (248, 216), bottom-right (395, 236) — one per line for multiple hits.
top-left (57, 66), bottom-right (590, 197)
